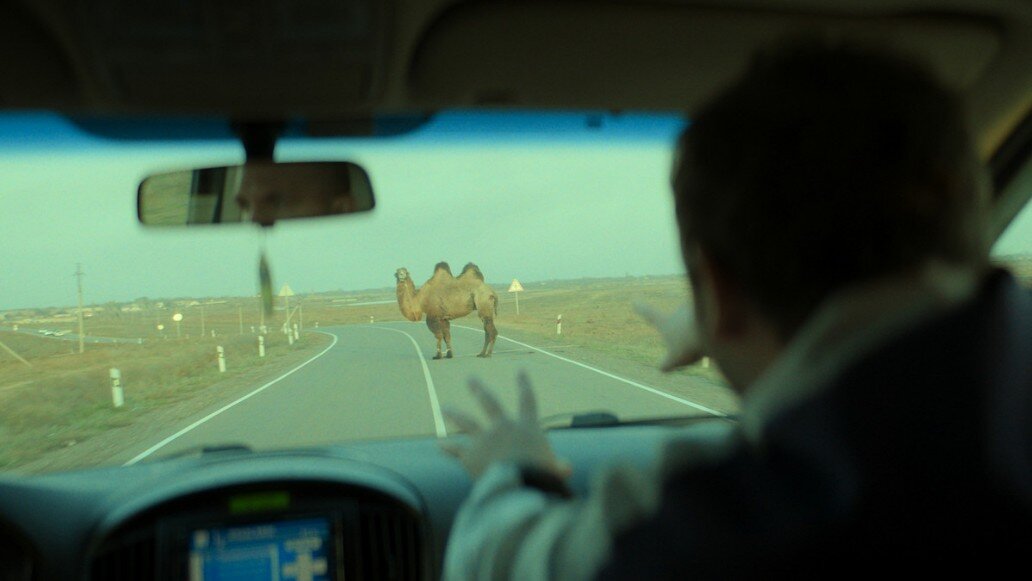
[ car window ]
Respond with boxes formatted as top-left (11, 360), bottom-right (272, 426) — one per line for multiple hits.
top-left (992, 154), bottom-right (1032, 285)
top-left (0, 112), bottom-right (741, 474)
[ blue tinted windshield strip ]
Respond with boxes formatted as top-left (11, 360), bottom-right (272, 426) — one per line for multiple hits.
top-left (0, 111), bottom-right (686, 149)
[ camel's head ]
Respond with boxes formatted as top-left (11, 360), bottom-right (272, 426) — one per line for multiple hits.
top-left (395, 267), bottom-right (410, 283)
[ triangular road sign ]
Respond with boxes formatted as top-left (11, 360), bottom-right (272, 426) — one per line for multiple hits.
top-left (508, 279), bottom-right (525, 292)
top-left (278, 284), bottom-right (295, 297)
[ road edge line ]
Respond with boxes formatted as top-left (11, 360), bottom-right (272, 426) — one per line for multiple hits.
top-left (123, 332), bottom-right (340, 465)
top-left (452, 324), bottom-right (726, 417)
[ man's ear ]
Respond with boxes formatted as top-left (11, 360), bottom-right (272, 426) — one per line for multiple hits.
top-left (696, 249), bottom-right (750, 341)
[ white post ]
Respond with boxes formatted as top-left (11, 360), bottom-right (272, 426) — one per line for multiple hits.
top-left (258, 335), bottom-right (266, 357)
top-left (110, 368), bottom-right (124, 408)
top-left (515, 292), bottom-right (520, 316)
top-left (287, 329), bottom-right (294, 346)
top-left (211, 329), bottom-right (216, 338)
top-left (369, 316), bottom-right (374, 324)
top-left (217, 345), bottom-right (226, 372)
top-left (556, 314), bottom-right (563, 335)
top-left (701, 356), bottom-right (711, 368)
top-left (293, 323), bottom-right (299, 341)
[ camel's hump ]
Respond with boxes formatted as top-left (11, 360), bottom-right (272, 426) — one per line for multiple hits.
top-left (461, 262), bottom-right (485, 280)
top-left (434, 261), bottom-right (453, 275)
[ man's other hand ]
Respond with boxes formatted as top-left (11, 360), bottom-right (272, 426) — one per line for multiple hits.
top-left (634, 302), bottom-right (704, 371)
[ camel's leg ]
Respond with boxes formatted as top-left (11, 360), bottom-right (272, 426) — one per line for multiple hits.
top-left (427, 317), bottom-right (444, 360)
top-left (477, 317), bottom-right (498, 358)
top-left (442, 319), bottom-right (454, 358)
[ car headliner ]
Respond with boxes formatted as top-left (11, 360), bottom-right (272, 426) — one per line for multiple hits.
top-left (2, 0), bottom-right (1030, 230)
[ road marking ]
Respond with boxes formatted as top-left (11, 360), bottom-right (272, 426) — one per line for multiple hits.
top-left (361, 326), bottom-right (448, 438)
top-left (123, 332), bottom-right (340, 465)
top-left (452, 324), bottom-right (726, 417)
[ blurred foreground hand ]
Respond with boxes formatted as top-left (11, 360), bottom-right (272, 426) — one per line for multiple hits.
top-left (441, 372), bottom-right (571, 480)
top-left (634, 302), bottom-right (705, 372)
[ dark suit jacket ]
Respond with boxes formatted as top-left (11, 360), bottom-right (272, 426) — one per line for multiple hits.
top-left (599, 270), bottom-right (1032, 578)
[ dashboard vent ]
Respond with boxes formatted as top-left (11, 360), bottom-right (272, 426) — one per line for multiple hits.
top-left (89, 529), bottom-right (155, 581)
top-left (358, 505), bottom-right (422, 580)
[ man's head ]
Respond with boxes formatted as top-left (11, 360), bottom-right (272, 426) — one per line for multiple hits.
top-left (236, 162), bottom-right (360, 226)
top-left (673, 41), bottom-right (989, 389)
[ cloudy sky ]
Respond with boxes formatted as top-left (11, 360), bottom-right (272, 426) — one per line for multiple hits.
top-left (1, 112), bottom-right (1030, 311)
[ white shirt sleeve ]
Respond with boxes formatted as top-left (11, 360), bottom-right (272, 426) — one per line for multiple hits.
top-left (442, 462), bottom-right (661, 581)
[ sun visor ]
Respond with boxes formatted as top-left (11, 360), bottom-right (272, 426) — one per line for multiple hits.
top-left (79, 0), bottom-right (390, 116)
top-left (410, 3), bottom-right (1002, 112)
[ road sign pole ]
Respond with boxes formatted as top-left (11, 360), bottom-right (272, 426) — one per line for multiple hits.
top-left (557, 314), bottom-right (562, 335)
top-left (75, 264), bottom-right (85, 354)
top-left (515, 291), bottom-right (520, 315)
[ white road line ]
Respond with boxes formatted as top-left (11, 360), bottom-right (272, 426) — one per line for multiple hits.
top-left (452, 324), bottom-right (726, 417)
top-left (361, 326), bottom-right (448, 438)
top-left (123, 332), bottom-right (340, 465)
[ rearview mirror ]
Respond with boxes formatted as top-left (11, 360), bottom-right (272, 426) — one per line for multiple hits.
top-left (138, 161), bottom-right (375, 226)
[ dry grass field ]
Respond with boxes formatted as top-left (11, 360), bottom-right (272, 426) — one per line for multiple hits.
top-left (0, 328), bottom-right (328, 470)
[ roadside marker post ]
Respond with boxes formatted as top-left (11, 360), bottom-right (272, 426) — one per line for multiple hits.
top-left (258, 335), bottom-right (266, 357)
top-left (110, 368), bottom-right (124, 408)
top-left (557, 314), bottom-right (563, 335)
top-left (217, 346), bottom-right (226, 372)
top-left (293, 323), bottom-right (299, 341)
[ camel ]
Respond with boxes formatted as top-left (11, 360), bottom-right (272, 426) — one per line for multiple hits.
top-left (395, 262), bottom-right (499, 359)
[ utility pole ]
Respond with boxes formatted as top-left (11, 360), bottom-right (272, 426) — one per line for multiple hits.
top-left (238, 304), bottom-right (244, 335)
top-left (74, 263), bottom-right (85, 354)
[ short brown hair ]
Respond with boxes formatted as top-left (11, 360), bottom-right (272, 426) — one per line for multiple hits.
top-left (674, 41), bottom-right (988, 339)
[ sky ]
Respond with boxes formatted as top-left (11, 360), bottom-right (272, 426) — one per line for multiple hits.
top-left (0, 113), bottom-right (689, 310)
top-left (1, 112), bottom-right (1031, 311)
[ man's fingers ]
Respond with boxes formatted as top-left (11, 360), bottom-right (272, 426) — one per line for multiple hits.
top-left (443, 408), bottom-right (483, 435)
top-left (660, 346), bottom-right (705, 372)
top-left (517, 371), bottom-right (538, 423)
top-left (439, 441), bottom-right (465, 459)
top-left (469, 378), bottom-right (506, 421)
top-left (633, 302), bottom-right (664, 327)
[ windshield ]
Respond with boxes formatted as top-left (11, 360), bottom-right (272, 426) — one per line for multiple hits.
top-left (0, 112), bottom-right (748, 474)
top-left (2, 112), bottom-right (1031, 474)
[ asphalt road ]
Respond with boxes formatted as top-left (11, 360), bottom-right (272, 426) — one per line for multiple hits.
top-left (126, 322), bottom-right (725, 463)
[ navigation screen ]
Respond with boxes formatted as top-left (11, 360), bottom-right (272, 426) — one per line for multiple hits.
top-left (188, 518), bottom-right (333, 581)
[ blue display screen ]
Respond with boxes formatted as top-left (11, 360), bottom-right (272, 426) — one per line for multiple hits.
top-left (188, 518), bottom-right (333, 581)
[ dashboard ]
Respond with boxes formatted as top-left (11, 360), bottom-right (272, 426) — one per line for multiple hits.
top-left (0, 421), bottom-right (732, 580)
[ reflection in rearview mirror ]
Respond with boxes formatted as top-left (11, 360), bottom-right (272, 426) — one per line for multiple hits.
top-left (138, 161), bottom-right (375, 226)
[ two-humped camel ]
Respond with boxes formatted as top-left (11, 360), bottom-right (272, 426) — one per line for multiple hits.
top-left (394, 262), bottom-right (499, 359)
